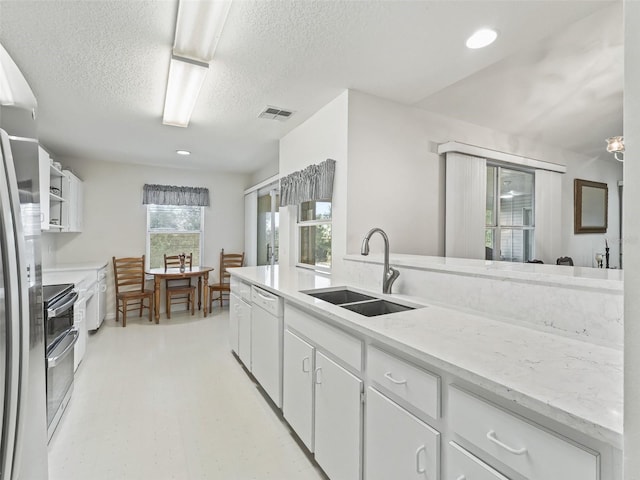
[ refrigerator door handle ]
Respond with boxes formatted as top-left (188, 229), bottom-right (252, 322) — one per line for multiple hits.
top-left (0, 128), bottom-right (31, 480)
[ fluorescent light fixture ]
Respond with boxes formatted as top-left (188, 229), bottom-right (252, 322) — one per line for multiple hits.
top-left (174, 1), bottom-right (232, 61)
top-left (466, 28), bottom-right (498, 49)
top-left (162, 0), bottom-right (233, 128)
top-left (163, 55), bottom-right (208, 127)
top-left (176, 149), bottom-right (191, 155)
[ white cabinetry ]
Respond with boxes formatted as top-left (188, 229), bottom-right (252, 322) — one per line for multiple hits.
top-left (449, 385), bottom-right (598, 480)
top-left (73, 295), bottom-right (87, 372)
top-left (283, 329), bottom-right (315, 451)
top-left (283, 304), bottom-right (363, 480)
top-left (230, 278), bottom-right (252, 368)
top-left (314, 351), bottom-right (362, 480)
top-left (447, 441), bottom-right (509, 480)
top-left (62, 170), bottom-right (83, 232)
top-left (365, 387), bottom-right (440, 480)
top-left (38, 146), bottom-right (65, 231)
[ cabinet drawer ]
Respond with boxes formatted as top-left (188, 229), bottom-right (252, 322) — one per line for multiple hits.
top-left (285, 304), bottom-right (362, 372)
top-left (252, 286), bottom-right (283, 316)
top-left (230, 278), bottom-right (252, 303)
top-left (447, 441), bottom-right (509, 480)
top-left (449, 386), bottom-right (598, 480)
top-left (368, 345), bottom-right (439, 419)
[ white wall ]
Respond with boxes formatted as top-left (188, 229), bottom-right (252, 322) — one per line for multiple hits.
top-left (624, 1), bottom-right (640, 477)
top-left (248, 158), bottom-right (279, 188)
top-left (345, 90), bottom-right (622, 267)
top-left (279, 91), bottom-right (349, 277)
top-left (47, 157), bottom-right (248, 317)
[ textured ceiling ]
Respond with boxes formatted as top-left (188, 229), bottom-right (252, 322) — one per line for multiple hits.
top-left (0, 0), bottom-right (621, 173)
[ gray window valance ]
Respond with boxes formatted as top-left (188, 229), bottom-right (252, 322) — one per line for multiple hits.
top-left (280, 159), bottom-right (336, 207)
top-left (142, 184), bottom-right (210, 206)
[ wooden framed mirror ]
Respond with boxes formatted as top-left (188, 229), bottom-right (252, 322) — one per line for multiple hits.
top-left (574, 179), bottom-right (608, 234)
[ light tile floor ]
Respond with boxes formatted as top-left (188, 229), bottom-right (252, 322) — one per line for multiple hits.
top-left (47, 309), bottom-right (327, 480)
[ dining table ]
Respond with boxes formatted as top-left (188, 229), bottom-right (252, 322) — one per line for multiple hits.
top-left (145, 266), bottom-right (215, 323)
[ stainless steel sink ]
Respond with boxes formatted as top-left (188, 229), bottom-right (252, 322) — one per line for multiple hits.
top-left (340, 299), bottom-right (414, 317)
top-left (306, 288), bottom-right (377, 305)
top-left (302, 287), bottom-right (418, 317)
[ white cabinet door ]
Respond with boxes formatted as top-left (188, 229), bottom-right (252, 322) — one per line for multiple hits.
top-left (283, 329), bottom-right (314, 451)
top-left (251, 304), bottom-right (282, 407)
top-left (238, 298), bottom-right (252, 369)
top-left (229, 293), bottom-right (240, 354)
top-left (314, 351), bottom-right (362, 480)
top-left (73, 298), bottom-right (87, 372)
top-left (62, 170), bottom-right (83, 232)
top-left (365, 387), bottom-right (440, 480)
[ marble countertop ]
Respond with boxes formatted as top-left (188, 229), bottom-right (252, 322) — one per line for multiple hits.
top-left (229, 265), bottom-right (623, 449)
top-left (344, 254), bottom-right (623, 293)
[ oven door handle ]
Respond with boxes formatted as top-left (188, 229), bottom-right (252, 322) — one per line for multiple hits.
top-left (47, 329), bottom-right (79, 368)
top-left (47, 291), bottom-right (79, 318)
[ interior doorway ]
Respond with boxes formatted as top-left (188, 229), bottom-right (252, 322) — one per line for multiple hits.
top-left (257, 183), bottom-right (279, 266)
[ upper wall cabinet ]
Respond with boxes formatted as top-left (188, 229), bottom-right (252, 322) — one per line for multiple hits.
top-left (38, 146), bottom-right (65, 231)
top-left (37, 145), bottom-right (84, 233)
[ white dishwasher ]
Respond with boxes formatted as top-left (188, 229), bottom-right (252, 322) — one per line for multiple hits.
top-left (251, 285), bottom-right (284, 408)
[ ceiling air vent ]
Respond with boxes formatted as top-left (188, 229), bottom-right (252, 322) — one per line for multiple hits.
top-left (258, 106), bottom-right (294, 121)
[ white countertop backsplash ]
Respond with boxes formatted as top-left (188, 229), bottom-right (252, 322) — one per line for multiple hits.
top-left (229, 265), bottom-right (623, 449)
top-left (344, 254), bottom-right (624, 348)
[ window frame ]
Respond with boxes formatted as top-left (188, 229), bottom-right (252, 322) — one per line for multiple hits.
top-left (485, 164), bottom-right (535, 262)
top-left (145, 204), bottom-right (205, 270)
top-left (295, 200), bottom-right (332, 273)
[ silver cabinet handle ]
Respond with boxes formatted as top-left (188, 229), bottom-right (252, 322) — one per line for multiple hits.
top-left (302, 356), bottom-right (310, 373)
top-left (456, 476), bottom-right (466, 480)
top-left (256, 289), bottom-right (276, 302)
top-left (415, 445), bottom-right (426, 474)
top-left (486, 430), bottom-right (528, 455)
top-left (384, 372), bottom-right (407, 385)
top-left (314, 367), bottom-right (322, 384)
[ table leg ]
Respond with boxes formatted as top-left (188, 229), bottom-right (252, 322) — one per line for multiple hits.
top-left (154, 276), bottom-right (160, 324)
top-left (198, 276), bottom-right (202, 311)
top-left (203, 272), bottom-right (209, 317)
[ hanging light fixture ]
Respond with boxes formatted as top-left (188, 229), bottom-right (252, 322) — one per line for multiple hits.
top-left (606, 136), bottom-right (624, 162)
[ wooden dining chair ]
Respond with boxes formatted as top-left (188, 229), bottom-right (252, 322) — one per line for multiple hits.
top-left (164, 253), bottom-right (196, 319)
top-left (209, 249), bottom-right (245, 310)
top-left (113, 255), bottom-right (154, 327)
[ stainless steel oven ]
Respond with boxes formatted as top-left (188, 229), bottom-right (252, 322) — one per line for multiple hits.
top-left (43, 283), bottom-right (78, 441)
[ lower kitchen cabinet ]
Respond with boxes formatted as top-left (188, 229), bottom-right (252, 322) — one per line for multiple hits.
top-left (365, 387), bottom-right (440, 480)
top-left (230, 291), bottom-right (252, 368)
top-left (283, 329), bottom-right (315, 451)
top-left (314, 351), bottom-right (363, 480)
top-left (447, 441), bottom-right (509, 480)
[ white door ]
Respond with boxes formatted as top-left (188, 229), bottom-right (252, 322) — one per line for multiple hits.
top-left (314, 351), bottom-right (362, 480)
top-left (73, 299), bottom-right (87, 372)
top-left (365, 387), bottom-right (440, 480)
top-left (283, 329), bottom-right (314, 451)
top-left (97, 268), bottom-right (107, 327)
top-left (229, 292), bottom-right (240, 354)
top-left (251, 304), bottom-right (282, 407)
top-left (238, 298), bottom-right (251, 369)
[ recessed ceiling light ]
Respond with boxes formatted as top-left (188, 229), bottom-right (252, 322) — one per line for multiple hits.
top-left (466, 28), bottom-right (498, 49)
top-left (176, 150), bottom-right (191, 156)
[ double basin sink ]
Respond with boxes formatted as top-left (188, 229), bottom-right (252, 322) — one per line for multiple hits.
top-left (303, 287), bottom-right (420, 317)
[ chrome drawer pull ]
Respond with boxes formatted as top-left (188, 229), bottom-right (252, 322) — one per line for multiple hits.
top-left (415, 445), bottom-right (426, 474)
top-left (486, 430), bottom-right (528, 455)
top-left (314, 367), bottom-right (322, 384)
top-left (456, 476), bottom-right (466, 480)
top-left (384, 372), bottom-right (407, 385)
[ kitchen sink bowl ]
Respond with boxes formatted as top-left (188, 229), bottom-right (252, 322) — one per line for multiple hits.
top-left (303, 287), bottom-right (418, 317)
top-left (340, 299), bottom-right (415, 317)
top-left (307, 288), bottom-right (377, 305)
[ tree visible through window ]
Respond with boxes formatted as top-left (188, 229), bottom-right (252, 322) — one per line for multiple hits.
top-left (147, 205), bottom-right (203, 268)
top-left (298, 201), bottom-right (331, 270)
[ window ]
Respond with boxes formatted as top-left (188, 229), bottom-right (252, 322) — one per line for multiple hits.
top-left (297, 200), bottom-right (332, 270)
top-left (146, 204), bottom-right (204, 269)
top-left (485, 166), bottom-right (534, 262)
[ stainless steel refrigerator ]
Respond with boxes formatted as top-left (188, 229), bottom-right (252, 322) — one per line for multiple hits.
top-left (0, 43), bottom-right (49, 480)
